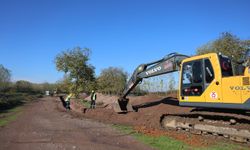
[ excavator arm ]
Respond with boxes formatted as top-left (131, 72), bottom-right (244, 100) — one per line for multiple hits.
top-left (114, 53), bottom-right (189, 113)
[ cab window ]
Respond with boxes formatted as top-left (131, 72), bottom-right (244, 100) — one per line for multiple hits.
top-left (205, 59), bottom-right (214, 83)
top-left (182, 63), bottom-right (192, 85)
top-left (181, 60), bottom-right (203, 96)
top-left (193, 61), bottom-right (202, 83)
top-left (219, 55), bottom-right (233, 77)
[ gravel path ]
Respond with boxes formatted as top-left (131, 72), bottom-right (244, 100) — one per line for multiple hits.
top-left (0, 97), bottom-right (154, 150)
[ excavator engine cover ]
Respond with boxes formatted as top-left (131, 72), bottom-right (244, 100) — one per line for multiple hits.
top-left (113, 98), bottom-right (134, 113)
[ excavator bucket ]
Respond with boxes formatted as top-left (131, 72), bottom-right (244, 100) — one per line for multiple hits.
top-left (113, 98), bottom-right (134, 113)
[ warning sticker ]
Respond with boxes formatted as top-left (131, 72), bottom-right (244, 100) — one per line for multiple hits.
top-left (210, 91), bottom-right (218, 99)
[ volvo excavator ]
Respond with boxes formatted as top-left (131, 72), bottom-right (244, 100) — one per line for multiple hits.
top-left (113, 51), bottom-right (250, 143)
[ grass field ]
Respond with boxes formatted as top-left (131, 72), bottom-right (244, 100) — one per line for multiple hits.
top-left (112, 124), bottom-right (249, 150)
top-left (0, 107), bottom-right (23, 127)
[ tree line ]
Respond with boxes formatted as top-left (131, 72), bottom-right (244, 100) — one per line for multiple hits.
top-left (54, 32), bottom-right (250, 96)
top-left (1, 32), bottom-right (249, 102)
top-left (54, 47), bottom-right (128, 95)
top-left (0, 65), bottom-right (58, 109)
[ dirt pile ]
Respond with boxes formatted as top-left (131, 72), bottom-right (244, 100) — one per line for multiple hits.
top-left (64, 93), bottom-right (250, 147)
top-left (73, 94), bottom-right (192, 128)
top-left (67, 94), bottom-right (218, 146)
top-left (83, 93), bottom-right (118, 109)
top-left (66, 94), bottom-right (250, 146)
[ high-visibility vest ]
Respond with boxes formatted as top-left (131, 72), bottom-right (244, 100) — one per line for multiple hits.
top-left (65, 93), bottom-right (73, 102)
top-left (91, 93), bottom-right (97, 101)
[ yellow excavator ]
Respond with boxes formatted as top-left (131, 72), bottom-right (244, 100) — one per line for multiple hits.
top-left (113, 51), bottom-right (250, 143)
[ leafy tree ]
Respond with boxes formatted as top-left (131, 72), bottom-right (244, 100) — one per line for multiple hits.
top-left (55, 47), bottom-right (95, 94)
top-left (196, 32), bottom-right (250, 61)
top-left (160, 79), bottom-right (164, 92)
top-left (197, 32), bottom-right (250, 75)
top-left (97, 67), bottom-right (127, 95)
top-left (40, 82), bottom-right (56, 93)
top-left (167, 74), bottom-right (175, 95)
top-left (0, 64), bottom-right (11, 92)
top-left (15, 80), bottom-right (32, 93)
top-left (131, 86), bottom-right (147, 96)
top-left (55, 75), bottom-right (71, 93)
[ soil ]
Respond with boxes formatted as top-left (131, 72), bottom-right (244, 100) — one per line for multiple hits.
top-left (70, 93), bottom-right (250, 147)
top-left (0, 97), bottom-right (154, 150)
top-left (3, 93), bottom-right (248, 149)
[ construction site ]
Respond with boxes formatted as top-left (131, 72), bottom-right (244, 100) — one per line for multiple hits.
top-left (57, 51), bottom-right (250, 149)
top-left (1, 1), bottom-right (250, 150)
top-left (59, 92), bottom-right (250, 147)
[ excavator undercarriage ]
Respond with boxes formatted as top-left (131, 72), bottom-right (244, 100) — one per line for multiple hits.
top-left (161, 111), bottom-right (250, 143)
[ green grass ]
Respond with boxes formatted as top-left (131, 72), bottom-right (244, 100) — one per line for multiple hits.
top-left (79, 99), bottom-right (91, 108)
top-left (113, 124), bottom-right (189, 150)
top-left (135, 134), bottom-right (188, 150)
top-left (0, 106), bottom-right (22, 127)
top-left (0, 92), bottom-right (41, 127)
top-left (75, 98), bottom-right (103, 108)
top-left (112, 124), bottom-right (249, 150)
top-left (196, 143), bottom-right (249, 150)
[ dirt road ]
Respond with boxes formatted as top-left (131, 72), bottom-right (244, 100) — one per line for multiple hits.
top-left (0, 97), bottom-right (154, 150)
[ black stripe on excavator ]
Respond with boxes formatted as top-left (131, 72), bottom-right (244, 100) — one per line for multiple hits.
top-left (179, 99), bottom-right (250, 111)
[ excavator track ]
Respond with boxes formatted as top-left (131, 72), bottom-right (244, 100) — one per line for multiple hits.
top-left (161, 112), bottom-right (250, 143)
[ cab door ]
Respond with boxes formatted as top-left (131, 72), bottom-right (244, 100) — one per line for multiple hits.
top-left (203, 58), bottom-right (222, 103)
top-left (180, 59), bottom-right (206, 102)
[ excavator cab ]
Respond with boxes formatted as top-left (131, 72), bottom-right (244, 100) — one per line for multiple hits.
top-left (179, 53), bottom-right (250, 110)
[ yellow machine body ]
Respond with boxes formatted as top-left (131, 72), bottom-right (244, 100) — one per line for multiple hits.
top-left (179, 53), bottom-right (250, 110)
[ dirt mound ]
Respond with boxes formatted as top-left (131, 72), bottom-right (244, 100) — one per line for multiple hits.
top-left (65, 93), bottom-right (250, 147)
top-left (84, 93), bottom-right (118, 108)
top-left (71, 94), bottom-right (187, 127)
top-left (68, 94), bottom-right (222, 147)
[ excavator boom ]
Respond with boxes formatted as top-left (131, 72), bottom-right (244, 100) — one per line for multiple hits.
top-left (113, 53), bottom-right (189, 113)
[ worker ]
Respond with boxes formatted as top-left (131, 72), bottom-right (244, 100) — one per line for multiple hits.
top-left (53, 89), bottom-right (57, 97)
top-left (90, 90), bottom-right (97, 109)
top-left (65, 93), bottom-right (73, 110)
